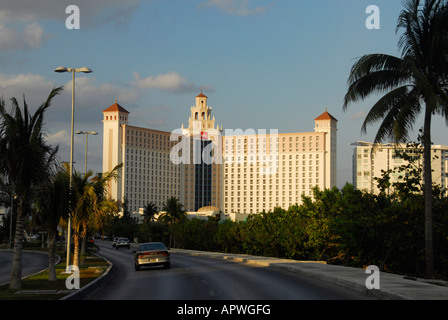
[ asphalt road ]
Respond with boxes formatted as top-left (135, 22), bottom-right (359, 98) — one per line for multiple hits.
top-left (0, 250), bottom-right (48, 286)
top-left (85, 240), bottom-right (372, 300)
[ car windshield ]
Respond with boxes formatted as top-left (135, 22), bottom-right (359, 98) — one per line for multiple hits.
top-left (139, 243), bottom-right (167, 251)
top-left (118, 238), bottom-right (128, 242)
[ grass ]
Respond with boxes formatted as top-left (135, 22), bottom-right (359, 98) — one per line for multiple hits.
top-left (0, 245), bottom-right (109, 300)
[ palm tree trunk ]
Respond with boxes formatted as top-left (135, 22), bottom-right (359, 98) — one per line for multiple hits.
top-left (423, 108), bottom-right (434, 279)
top-left (80, 223), bottom-right (87, 266)
top-left (73, 233), bottom-right (80, 267)
top-left (48, 230), bottom-right (57, 281)
top-left (9, 202), bottom-right (26, 290)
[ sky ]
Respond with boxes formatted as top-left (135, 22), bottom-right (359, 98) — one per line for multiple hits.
top-left (1, 0), bottom-right (447, 188)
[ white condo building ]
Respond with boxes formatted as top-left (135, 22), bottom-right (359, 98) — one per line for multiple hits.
top-left (351, 141), bottom-right (448, 194)
top-left (102, 93), bottom-right (338, 218)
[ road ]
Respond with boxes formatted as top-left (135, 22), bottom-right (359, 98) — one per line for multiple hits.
top-left (0, 250), bottom-right (48, 286)
top-left (85, 240), bottom-right (372, 300)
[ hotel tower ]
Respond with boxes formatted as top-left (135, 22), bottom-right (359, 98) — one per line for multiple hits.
top-left (102, 93), bottom-right (337, 218)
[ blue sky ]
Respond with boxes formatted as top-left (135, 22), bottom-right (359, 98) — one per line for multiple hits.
top-left (1, 0), bottom-right (447, 187)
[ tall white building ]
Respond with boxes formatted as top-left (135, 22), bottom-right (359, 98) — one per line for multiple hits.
top-left (102, 93), bottom-right (338, 218)
top-left (102, 100), bottom-right (181, 213)
top-left (351, 141), bottom-right (448, 193)
top-left (222, 110), bottom-right (338, 215)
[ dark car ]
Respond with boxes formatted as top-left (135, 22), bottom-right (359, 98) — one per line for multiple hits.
top-left (133, 242), bottom-right (170, 271)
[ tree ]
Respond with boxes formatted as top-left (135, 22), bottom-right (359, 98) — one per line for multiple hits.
top-left (0, 86), bottom-right (62, 289)
top-left (34, 164), bottom-right (70, 281)
top-left (143, 201), bottom-right (158, 223)
top-left (71, 164), bottom-right (121, 267)
top-left (159, 197), bottom-right (186, 248)
top-left (343, 0), bottom-right (448, 278)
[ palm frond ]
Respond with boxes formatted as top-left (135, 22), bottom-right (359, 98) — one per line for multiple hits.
top-left (343, 54), bottom-right (409, 110)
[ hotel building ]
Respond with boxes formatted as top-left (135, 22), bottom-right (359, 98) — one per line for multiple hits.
top-left (222, 110), bottom-right (337, 214)
top-left (102, 100), bottom-right (181, 213)
top-left (351, 141), bottom-right (448, 194)
top-left (102, 93), bottom-right (338, 217)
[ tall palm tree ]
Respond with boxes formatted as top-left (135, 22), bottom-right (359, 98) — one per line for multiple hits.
top-left (0, 86), bottom-right (63, 289)
top-left (34, 164), bottom-right (70, 281)
top-left (343, 0), bottom-right (448, 278)
top-left (160, 197), bottom-right (186, 248)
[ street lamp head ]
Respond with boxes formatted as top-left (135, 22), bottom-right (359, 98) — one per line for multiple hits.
top-left (54, 66), bottom-right (92, 73)
top-left (76, 130), bottom-right (98, 135)
top-left (54, 66), bottom-right (68, 73)
top-left (78, 67), bottom-right (92, 73)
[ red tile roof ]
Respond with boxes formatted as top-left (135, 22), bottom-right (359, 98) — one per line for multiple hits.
top-left (102, 101), bottom-right (129, 113)
top-left (196, 90), bottom-right (207, 98)
top-left (315, 110), bottom-right (337, 121)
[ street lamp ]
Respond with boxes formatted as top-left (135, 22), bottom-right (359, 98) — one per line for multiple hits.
top-left (76, 130), bottom-right (98, 174)
top-left (55, 66), bottom-right (92, 272)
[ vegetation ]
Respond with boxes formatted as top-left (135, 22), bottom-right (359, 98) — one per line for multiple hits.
top-left (343, 0), bottom-right (448, 279)
top-left (105, 146), bottom-right (448, 280)
top-left (0, 87), bottom-right (121, 290)
top-left (0, 87), bottom-right (62, 289)
top-left (166, 181), bottom-right (448, 280)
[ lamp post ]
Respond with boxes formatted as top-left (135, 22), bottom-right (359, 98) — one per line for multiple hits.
top-left (54, 66), bottom-right (92, 272)
top-left (76, 130), bottom-right (98, 174)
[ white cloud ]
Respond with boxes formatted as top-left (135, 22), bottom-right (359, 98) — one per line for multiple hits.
top-left (132, 71), bottom-right (201, 93)
top-left (45, 129), bottom-right (70, 146)
top-left (200, 0), bottom-right (271, 16)
top-left (0, 73), bottom-right (55, 106)
top-left (0, 0), bottom-right (149, 52)
top-left (0, 22), bottom-right (44, 50)
top-left (0, 0), bottom-right (145, 23)
top-left (349, 110), bottom-right (367, 120)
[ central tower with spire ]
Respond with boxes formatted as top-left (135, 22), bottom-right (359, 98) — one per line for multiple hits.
top-left (183, 90), bottom-right (221, 134)
top-left (181, 91), bottom-right (223, 212)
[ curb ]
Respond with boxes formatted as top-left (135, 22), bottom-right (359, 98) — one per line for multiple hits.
top-left (170, 249), bottom-right (416, 300)
top-left (60, 252), bottom-right (113, 300)
top-left (0, 249), bottom-right (60, 287)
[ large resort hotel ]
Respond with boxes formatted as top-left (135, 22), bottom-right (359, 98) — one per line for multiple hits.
top-left (102, 92), bottom-right (338, 219)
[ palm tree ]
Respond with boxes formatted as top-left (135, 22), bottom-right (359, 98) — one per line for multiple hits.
top-left (34, 164), bottom-right (70, 281)
top-left (159, 197), bottom-right (186, 248)
top-left (143, 201), bottom-right (158, 223)
top-left (0, 86), bottom-right (63, 289)
top-left (343, 0), bottom-right (448, 278)
top-left (71, 164), bottom-right (121, 266)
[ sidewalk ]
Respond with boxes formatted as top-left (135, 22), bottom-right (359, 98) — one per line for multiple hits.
top-left (171, 248), bottom-right (448, 300)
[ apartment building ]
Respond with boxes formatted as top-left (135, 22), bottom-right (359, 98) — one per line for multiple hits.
top-left (351, 141), bottom-right (448, 193)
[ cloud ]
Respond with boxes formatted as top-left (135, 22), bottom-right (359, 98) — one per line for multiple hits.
top-left (0, 73), bottom-right (55, 105)
top-left (0, 0), bottom-right (145, 23)
top-left (0, 0), bottom-right (149, 52)
top-left (132, 71), bottom-right (202, 93)
top-left (200, 0), bottom-right (272, 16)
top-left (45, 129), bottom-right (70, 146)
top-left (349, 110), bottom-right (366, 120)
top-left (0, 22), bottom-right (44, 50)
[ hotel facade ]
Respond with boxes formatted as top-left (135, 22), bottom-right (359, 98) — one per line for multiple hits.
top-left (102, 93), bottom-right (338, 218)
